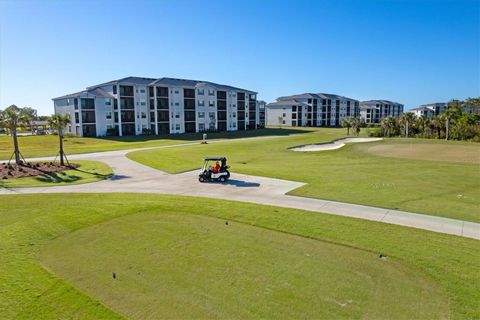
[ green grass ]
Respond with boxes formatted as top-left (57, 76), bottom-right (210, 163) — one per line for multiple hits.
top-left (0, 160), bottom-right (112, 188)
top-left (1, 194), bottom-right (478, 319)
top-left (0, 128), bottom-right (306, 160)
top-left (127, 131), bottom-right (480, 222)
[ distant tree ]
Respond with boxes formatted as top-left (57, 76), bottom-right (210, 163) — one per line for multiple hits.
top-left (430, 115), bottom-right (444, 139)
top-left (0, 105), bottom-right (30, 164)
top-left (48, 114), bottom-right (71, 166)
top-left (381, 116), bottom-right (397, 137)
top-left (444, 101), bottom-right (463, 140)
top-left (341, 117), bottom-right (353, 135)
top-left (22, 107), bottom-right (38, 135)
top-left (399, 112), bottom-right (416, 137)
top-left (351, 117), bottom-right (364, 136)
top-left (417, 115), bottom-right (429, 137)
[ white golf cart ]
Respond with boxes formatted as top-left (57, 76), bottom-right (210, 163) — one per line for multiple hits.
top-left (198, 157), bottom-right (230, 183)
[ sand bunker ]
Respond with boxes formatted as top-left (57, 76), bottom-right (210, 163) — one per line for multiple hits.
top-left (290, 138), bottom-right (382, 152)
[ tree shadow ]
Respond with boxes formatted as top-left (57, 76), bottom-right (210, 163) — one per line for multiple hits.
top-left (97, 128), bottom-right (312, 143)
top-left (35, 172), bottom-right (81, 183)
top-left (223, 179), bottom-right (260, 188)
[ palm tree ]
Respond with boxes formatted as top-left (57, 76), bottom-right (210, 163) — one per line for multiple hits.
top-left (417, 115), bottom-right (429, 137)
top-left (351, 117), bottom-right (363, 136)
top-left (430, 115), bottom-right (444, 139)
top-left (0, 105), bottom-right (30, 164)
top-left (443, 102), bottom-right (463, 140)
top-left (399, 112), bottom-right (416, 137)
top-left (48, 113), bottom-right (71, 166)
top-left (341, 116), bottom-right (353, 135)
top-left (381, 116), bottom-right (396, 137)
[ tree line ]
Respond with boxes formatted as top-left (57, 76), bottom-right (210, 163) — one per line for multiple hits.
top-left (341, 98), bottom-right (480, 142)
top-left (0, 105), bottom-right (70, 165)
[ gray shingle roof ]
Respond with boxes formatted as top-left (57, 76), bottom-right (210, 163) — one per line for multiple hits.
top-left (266, 99), bottom-right (309, 108)
top-left (53, 88), bottom-right (115, 100)
top-left (277, 92), bottom-right (358, 102)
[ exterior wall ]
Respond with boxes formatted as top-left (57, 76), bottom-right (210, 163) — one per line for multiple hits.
top-left (266, 105), bottom-right (293, 126)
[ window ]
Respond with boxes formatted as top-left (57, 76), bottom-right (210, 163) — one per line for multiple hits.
top-left (105, 98), bottom-right (112, 106)
top-left (140, 89), bottom-right (145, 93)
top-left (232, 112), bottom-right (237, 118)
top-left (198, 123), bottom-right (205, 131)
top-left (198, 112), bottom-right (205, 118)
top-left (246, 112), bottom-right (249, 118)
top-left (198, 100), bottom-right (205, 106)
top-left (208, 89), bottom-right (215, 96)
top-left (282, 113), bottom-right (286, 117)
top-left (198, 89), bottom-right (204, 95)
top-left (141, 112), bottom-right (146, 119)
top-left (175, 112), bottom-right (180, 118)
top-left (106, 111), bottom-right (112, 119)
top-left (249, 94), bottom-right (256, 100)
top-left (175, 124), bottom-right (180, 130)
top-left (140, 99), bottom-right (146, 106)
top-left (174, 89), bottom-right (179, 94)
top-left (209, 100), bottom-right (215, 107)
top-left (282, 120), bottom-right (286, 124)
top-left (209, 112), bottom-right (215, 119)
top-left (113, 86), bottom-right (117, 94)
top-left (174, 102), bottom-right (179, 106)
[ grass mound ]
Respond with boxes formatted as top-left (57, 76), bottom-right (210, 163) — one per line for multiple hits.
top-left (1, 194), bottom-right (478, 319)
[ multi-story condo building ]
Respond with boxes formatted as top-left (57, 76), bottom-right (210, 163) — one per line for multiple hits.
top-left (265, 93), bottom-right (360, 127)
top-left (52, 76), bottom-right (259, 137)
top-left (410, 103), bottom-right (447, 117)
top-left (256, 100), bottom-right (266, 127)
top-left (360, 100), bottom-right (404, 124)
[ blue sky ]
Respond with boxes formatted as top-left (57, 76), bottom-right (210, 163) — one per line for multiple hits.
top-left (0, 0), bottom-right (478, 115)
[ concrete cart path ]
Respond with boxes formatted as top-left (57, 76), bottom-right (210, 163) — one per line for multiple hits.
top-left (1, 145), bottom-right (479, 240)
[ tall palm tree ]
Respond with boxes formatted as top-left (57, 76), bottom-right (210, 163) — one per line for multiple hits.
top-left (48, 113), bottom-right (71, 166)
top-left (381, 116), bottom-right (397, 137)
top-left (417, 115), bottom-right (429, 137)
top-left (430, 115), bottom-right (444, 139)
top-left (443, 102), bottom-right (463, 140)
top-left (399, 112), bottom-right (416, 137)
top-left (0, 105), bottom-right (30, 164)
top-left (350, 117), bottom-right (364, 136)
top-left (341, 116), bottom-right (353, 135)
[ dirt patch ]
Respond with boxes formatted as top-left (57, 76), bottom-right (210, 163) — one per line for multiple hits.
top-left (364, 143), bottom-right (480, 163)
top-left (0, 162), bottom-right (79, 180)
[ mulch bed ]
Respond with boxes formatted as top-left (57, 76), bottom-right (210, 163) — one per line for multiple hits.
top-left (0, 162), bottom-right (79, 180)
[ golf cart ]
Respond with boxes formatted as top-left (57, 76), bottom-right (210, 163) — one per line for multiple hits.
top-left (198, 157), bottom-right (230, 183)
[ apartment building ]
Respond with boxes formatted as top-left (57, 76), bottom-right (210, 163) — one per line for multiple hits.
top-left (410, 103), bottom-right (447, 117)
top-left (360, 100), bottom-right (404, 124)
top-left (52, 76), bottom-right (259, 137)
top-left (265, 93), bottom-right (360, 127)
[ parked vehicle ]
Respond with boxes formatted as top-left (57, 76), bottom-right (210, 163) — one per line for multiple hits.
top-left (198, 157), bottom-right (230, 183)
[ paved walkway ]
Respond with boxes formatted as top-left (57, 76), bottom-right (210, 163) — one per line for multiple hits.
top-left (1, 143), bottom-right (479, 240)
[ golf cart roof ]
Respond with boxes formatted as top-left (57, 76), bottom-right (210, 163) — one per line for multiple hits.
top-left (204, 157), bottom-right (226, 161)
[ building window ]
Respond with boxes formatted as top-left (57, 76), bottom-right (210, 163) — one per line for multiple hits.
top-left (283, 113), bottom-right (286, 117)
top-left (175, 112), bottom-right (180, 118)
top-left (209, 112), bottom-right (215, 119)
top-left (140, 99), bottom-right (146, 106)
top-left (198, 100), bottom-right (205, 106)
top-left (140, 89), bottom-right (145, 93)
top-left (141, 112), bottom-right (146, 119)
top-left (198, 89), bottom-right (204, 95)
top-left (106, 111), bottom-right (112, 119)
top-left (113, 86), bottom-right (117, 94)
top-left (105, 98), bottom-right (112, 106)
top-left (198, 112), bottom-right (205, 118)
top-left (232, 112), bottom-right (236, 118)
top-left (174, 89), bottom-right (179, 94)
top-left (199, 123), bottom-right (205, 131)
top-left (246, 112), bottom-right (249, 118)
top-left (282, 120), bottom-right (286, 124)
top-left (175, 102), bottom-right (179, 106)
top-left (250, 94), bottom-right (256, 100)
top-left (209, 100), bottom-right (215, 107)
top-left (208, 89), bottom-right (215, 96)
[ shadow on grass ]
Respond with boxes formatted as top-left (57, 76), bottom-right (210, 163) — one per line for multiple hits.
top-left (34, 167), bottom-right (113, 184)
top-left (96, 128), bottom-right (312, 143)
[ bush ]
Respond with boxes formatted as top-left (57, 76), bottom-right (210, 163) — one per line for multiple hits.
top-left (106, 127), bottom-right (118, 136)
top-left (142, 128), bottom-right (153, 135)
top-left (368, 127), bottom-right (383, 137)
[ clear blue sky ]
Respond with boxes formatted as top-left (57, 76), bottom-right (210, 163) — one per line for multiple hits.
top-left (0, 0), bottom-right (478, 115)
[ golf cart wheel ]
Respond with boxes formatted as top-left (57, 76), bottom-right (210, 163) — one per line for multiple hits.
top-left (225, 170), bottom-right (230, 179)
top-left (219, 176), bottom-right (226, 183)
top-left (199, 176), bottom-right (205, 183)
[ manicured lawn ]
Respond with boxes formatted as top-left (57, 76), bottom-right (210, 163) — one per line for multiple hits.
top-left (1, 194), bottom-right (478, 319)
top-left (0, 160), bottom-right (112, 188)
top-left (127, 134), bottom-right (480, 222)
top-left (0, 128), bottom-right (306, 160)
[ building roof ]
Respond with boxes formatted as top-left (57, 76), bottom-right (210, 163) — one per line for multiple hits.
top-left (266, 99), bottom-right (309, 108)
top-left (84, 76), bottom-right (256, 94)
top-left (360, 99), bottom-right (402, 105)
top-left (52, 87), bottom-right (115, 100)
top-left (277, 92), bottom-right (358, 102)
